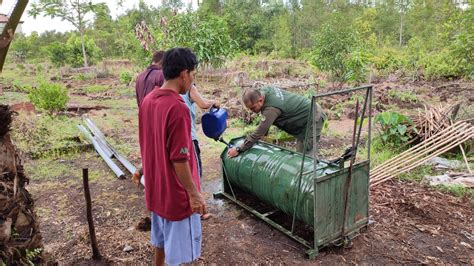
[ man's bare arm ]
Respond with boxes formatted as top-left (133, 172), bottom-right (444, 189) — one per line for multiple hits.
top-left (190, 85), bottom-right (218, 109)
top-left (173, 161), bottom-right (206, 214)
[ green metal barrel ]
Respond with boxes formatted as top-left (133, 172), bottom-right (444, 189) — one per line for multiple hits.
top-left (221, 137), bottom-right (339, 227)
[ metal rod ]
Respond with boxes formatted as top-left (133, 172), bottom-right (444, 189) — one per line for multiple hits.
top-left (221, 159), bottom-right (237, 200)
top-left (291, 96), bottom-right (315, 233)
top-left (313, 85), bottom-right (373, 99)
top-left (84, 118), bottom-right (138, 174)
top-left (353, 89), bottom-right (370, 158)
top-left (368, 87), bottom-right (373, 163)
top-left (341, 99), bottom-right (359, 237)
top-left (82, 168), bottom-right (102, 260)
top-left (84, 119), bottom-right (114, 158)
top-left (77, 125), bottom-right (125, 178)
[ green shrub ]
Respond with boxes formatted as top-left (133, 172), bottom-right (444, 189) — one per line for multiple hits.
top-left (422, 49), bottom-right (460, 79)
top-left (343, 49), bottom-right (370, 83)
top-left (369, 46), bottom-right (407, 75)
top-left (28, 80), bottom-right (69, 113)
top-left (311, 20), bottom-right (359, 83)
top-left (65, 35), bottom-right (103, 67)
top-left (119, 71), bottom-right (132, 84)
top-left (47, 41), bottom-right (68, 67)
top-left (375, 111), bottom-right (414, 146)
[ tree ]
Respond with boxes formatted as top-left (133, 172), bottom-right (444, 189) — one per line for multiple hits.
top-left (29, 0), bottom-right (107, 67)
top-left (311, 15), bottom-right (362, 85)
top-left (164, 13), bottom-right (235, 68)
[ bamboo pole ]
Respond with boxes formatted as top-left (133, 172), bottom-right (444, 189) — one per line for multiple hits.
top-left (371, 127), bottom-right (473, 181)
top-left (371, 133), bottom-right (474, 186)
top-left (371, 126), bottom-right (472, 179)
top-left (371, 121), bottom-right (468, 175)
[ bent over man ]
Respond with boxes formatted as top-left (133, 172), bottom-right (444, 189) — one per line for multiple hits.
top-left (228, 86), bottom-right (326, 158)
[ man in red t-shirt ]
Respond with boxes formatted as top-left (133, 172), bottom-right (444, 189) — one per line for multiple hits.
top-left (135, 50), bottom-right (165, 107)
top-left (139, 48), bottom-right (206, 265)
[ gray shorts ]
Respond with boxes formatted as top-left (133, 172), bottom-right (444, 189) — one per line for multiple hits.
top-left (151, 212), bottom-right (202, 265)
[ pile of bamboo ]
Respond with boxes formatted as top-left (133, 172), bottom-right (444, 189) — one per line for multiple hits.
top-left (407, 103), bottom-right (460, 144)
top-left (370, 120), bottom-right (474, 187)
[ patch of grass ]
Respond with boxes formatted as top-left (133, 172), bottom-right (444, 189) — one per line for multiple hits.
top-left (329, 102), bottom-right (345, 120)
top-left (12, 113), bottom-right (81, 155)
top-left (230, 118), bottom-right (246, 128)
top-left (74, 73), bottom-right (96, 81)
top-left (387, 89), bottom-right (419, 103)
top-left (11, 80), bottom-right (33, 93)
top-left (360, 138), bottom-right (398, 167)
top-left (116, 86), bottom-right (135, 97)
top-left (83, 85), bottom-right (110, 94)
top-left (436, 184), bottom-right (474, 199)
top-left (0, 91), bottom-right (29, 104)
top-left (25, 159), bottom-right (71, 181)
top-left (397, 165), bottom-right (434, 183)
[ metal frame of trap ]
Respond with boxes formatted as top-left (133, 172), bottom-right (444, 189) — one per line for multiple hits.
top-left (214, 85), bottom-right (373, 259)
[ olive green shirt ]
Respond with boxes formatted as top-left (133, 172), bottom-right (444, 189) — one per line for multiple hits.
top-left (239, 86), bottom-right (326, 152)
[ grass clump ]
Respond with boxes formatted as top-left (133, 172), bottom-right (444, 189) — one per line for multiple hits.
top-left (83, 85), bottom-right (110, 94)
top-left (12, 113), bottom-right (80, 157)
top-left (436, 184), bottom-right (474, 199)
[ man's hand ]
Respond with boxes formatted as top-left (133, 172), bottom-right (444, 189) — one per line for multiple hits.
top-left (212, 101), bottom-right (220, 108)
top-left (188, 191), bottom-right (207, 215)
top-left (227, 148), bottom-right (239, 158)
top-left (132, 170), bottom-right (141, 186)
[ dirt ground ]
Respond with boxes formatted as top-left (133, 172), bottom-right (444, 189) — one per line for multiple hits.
top-left (25, 129), bottom-right (474, 264)
top-left (2, 66), bottom-right (473, 263)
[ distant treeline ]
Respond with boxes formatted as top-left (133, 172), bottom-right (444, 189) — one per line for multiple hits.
top-left (9, 0), bottom-right (473, 82)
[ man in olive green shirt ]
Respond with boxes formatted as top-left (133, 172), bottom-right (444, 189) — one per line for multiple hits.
top-left (227, 86), bottom-right (326, 158)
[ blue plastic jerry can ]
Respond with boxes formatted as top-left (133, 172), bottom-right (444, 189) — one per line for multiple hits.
top-left (202, 107), bottom-right (228, 140)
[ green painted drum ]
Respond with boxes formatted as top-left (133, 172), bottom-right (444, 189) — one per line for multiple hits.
top-left (221, 137), bottom-right (339, 227)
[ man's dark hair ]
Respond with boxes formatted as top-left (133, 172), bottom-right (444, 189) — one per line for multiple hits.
top-left (242, 88), bottom-right (262, 104)
top-left (152, 50), bottom-right (165, 65)
top-left (162, 48), bottom-right (198, 80)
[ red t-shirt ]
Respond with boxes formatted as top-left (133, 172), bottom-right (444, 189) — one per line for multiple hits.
top-left (138, 88), bottom-right (200, 221)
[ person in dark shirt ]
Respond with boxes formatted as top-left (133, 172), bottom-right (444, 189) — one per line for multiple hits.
top-left (228, 87), bottom-right (326, 158)
top-left (135, 51), bottom-right (165, 106)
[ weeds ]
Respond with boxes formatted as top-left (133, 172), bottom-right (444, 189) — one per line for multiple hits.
top-left (119, 71), bottom-right (133, 85)
top-left (12, 113), bottom-right (80, 156)
top-left (374, 111), bottom-right (414, 145)
top-left (387, 90), bottom-right (419, 103)
top-left (397, 165), bottom-right (434, 183)
top-left (83, 85), bottom-right (110, 94)
top-left (75, 72), bottom-right (98, 81)
top-left (436, 184), bottom-right (474, 199)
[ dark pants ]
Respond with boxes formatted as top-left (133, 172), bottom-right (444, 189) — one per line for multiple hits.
top-left (296, 117), bottom-right (324, 157)
top-left (192, 140), bottom-right (202, 179)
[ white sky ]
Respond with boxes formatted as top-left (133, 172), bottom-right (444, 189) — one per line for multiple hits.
top-left (0, 0), bottom-right (198, 35)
